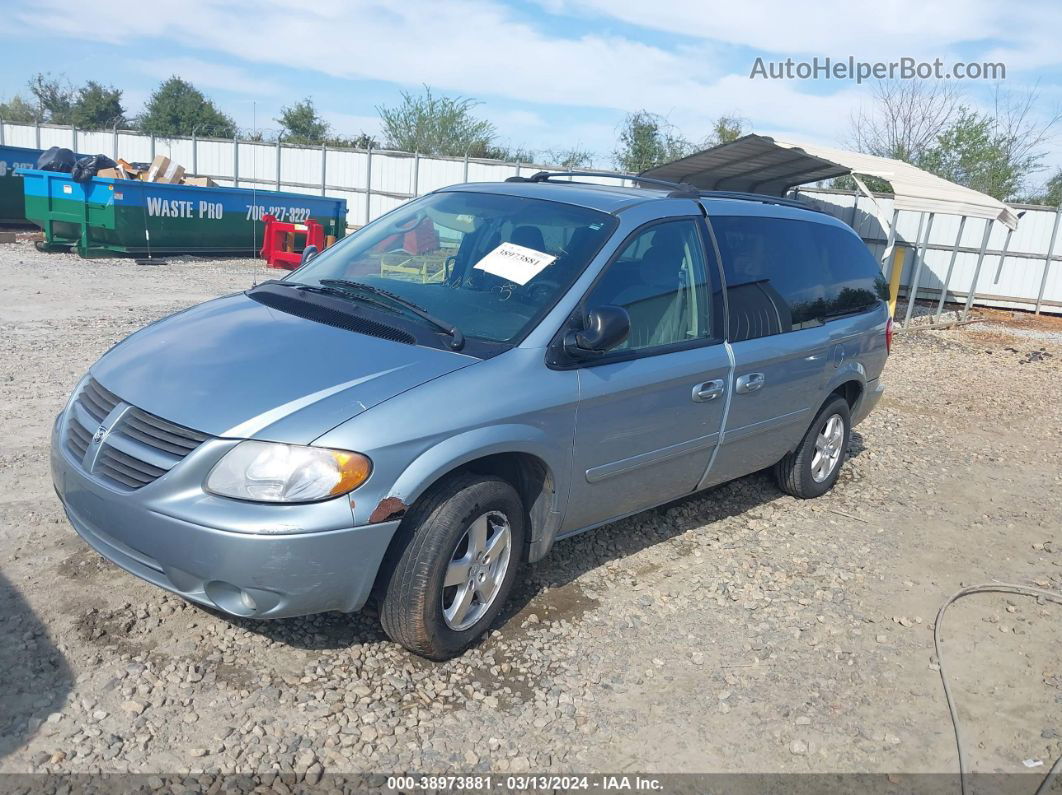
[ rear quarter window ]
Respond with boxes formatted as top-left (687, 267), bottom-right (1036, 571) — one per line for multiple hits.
top-left (710, 215), bottom-right (887, 342)
top-left (710, 215), bottom-right (827, 342)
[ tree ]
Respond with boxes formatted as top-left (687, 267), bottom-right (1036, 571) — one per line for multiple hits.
top-left (3, 75), bottom-right (124, 128)
top-left (703, 114), bottom-right (746, 147)
top-left (377, 86), bottom-right (496, 157)
top-left (981, 84), bottom-right (1060, 199)
top-left (28, 73), bottom-right (75, 125)
top-left (613, 111), bottom-right (692, 173)
top-left (848, 81), bottom-right (1058, 200)
top-left (70, 81), bottom-right (125, 129)
top-left (481, 143), bottom-right (536, 162)
top-left (0, 95), bottom-right (39, 123)
top-left (849, 80), bottom-right (961, 163)
top-left (1025, 169), bottom-right (1062, 206)
top-left (276, 97), bottom-right (330, 144)
top-left (545, 147), bottom-right (594, 168)
top-left (138, 76), bottom-right (236, 138)
top-left (918, 108), bottom-right (1015, 198)
top-left (916, 87), bottom-right (1058, 200)
top-left (332, 132), bottom-right (379, 149)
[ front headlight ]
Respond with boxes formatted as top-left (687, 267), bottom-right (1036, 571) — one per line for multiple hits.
top-left (205, 441), bottom-right (372, 503)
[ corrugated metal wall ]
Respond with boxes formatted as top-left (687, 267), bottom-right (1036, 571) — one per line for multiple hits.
top-left (3, 121), bottom-right (1058, 314)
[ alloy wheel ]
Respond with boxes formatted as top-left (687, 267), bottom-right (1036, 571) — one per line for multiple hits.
top-left (811, 414), bottom-right (845, 482)
top-left (441, 511), bottom-right (512, 631)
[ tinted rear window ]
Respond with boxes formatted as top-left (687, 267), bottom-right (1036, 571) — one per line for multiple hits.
top-left (710, 215), bottom-right (886, 342)
top-left (817, 224), bottom-right (890, 317)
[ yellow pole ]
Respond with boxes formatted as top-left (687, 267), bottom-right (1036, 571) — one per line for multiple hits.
top-left (887, 246), bottom-right (905, 318)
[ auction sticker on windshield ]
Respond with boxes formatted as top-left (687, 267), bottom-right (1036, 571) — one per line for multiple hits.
top-left (473, 242), bottom-right (556, 285)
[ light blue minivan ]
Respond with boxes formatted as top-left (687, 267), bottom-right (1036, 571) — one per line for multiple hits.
top-left (52, 172), bottom-right (890, 659)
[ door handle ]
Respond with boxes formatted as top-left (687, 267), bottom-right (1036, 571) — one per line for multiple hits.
top-left (692, 379), bottom-right (725, 402)
top-left (735, 372), bottom-right (765, 394)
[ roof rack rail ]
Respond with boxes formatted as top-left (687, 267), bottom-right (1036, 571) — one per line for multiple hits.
top-left (698, 190), bottom-right (825, 213)
top-left (503, 171), bottom-right (824, 210)
top-left (505, 170), bottom-right (699, 197)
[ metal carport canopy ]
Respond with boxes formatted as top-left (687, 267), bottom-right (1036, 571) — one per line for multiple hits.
top-left (641, 134), bottom-right (1019, 230)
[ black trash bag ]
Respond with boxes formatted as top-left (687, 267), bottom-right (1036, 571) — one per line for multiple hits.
top-left (35, 146), bottom-right (77, 173)
top-left (71, 154), bottom-right (118, 183)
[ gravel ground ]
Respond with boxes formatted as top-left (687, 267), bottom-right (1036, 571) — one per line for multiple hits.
top-left (1, 240), bottom-right (1060, 779)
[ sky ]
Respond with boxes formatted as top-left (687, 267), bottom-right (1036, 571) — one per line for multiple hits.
top-left (3, 0), bottom-right (1062, 187)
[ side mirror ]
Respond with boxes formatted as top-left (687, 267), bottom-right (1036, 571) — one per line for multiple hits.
top-left (300, 245), bottom-right (319, 266)
top-left (563, 306), bottom-right (630, 359)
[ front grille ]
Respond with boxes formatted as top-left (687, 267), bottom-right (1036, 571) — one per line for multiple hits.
top-left (79, 378), bottom-right (121, 423)
top-left (121, 407), bottom-right (209, 456)
top-left (63, 377), bottom-right (211, 491)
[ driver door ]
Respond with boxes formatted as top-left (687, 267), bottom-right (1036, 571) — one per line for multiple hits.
top-left (562, 218), bottom-right (731, 533)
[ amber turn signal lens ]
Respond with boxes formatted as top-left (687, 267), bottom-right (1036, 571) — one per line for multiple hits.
top-left (329, 451), bottom-right (373, 496)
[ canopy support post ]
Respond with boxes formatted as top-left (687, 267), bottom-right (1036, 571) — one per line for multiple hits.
top-left (850, 175), bottom-right (896, 265)
top-left (962, 220), bottom-right (994, 321)
top-left (934, 216), bottom-right (966, 322)
top-left (903, 212), bottom-right (934, 327)
top-left (1035, 206), bottom-right (1061, 315)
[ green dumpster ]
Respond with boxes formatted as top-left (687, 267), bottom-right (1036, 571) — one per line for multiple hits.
top-left (18, 168), bottom-right (348, 257)
top-left (0, 146), bottom-right (47, 223)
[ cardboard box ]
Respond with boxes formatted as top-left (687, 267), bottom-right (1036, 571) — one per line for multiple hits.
top-left (182, 176), bottom-right (217, 188)
top-left (146, 155), bottom-right (185, 184)
top-left (96, 167), bottom-right (129, 180)
top-left (158, 162), bottom-right (185, 184)
top-left (146, 155), bottom-right (170, 182)
top-left (116, 159), bottom-right (145, 179)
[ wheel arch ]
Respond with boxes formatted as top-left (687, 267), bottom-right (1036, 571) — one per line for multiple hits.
top-left (369, 428), bottom-right (565, 596)
top-left (824, 361), bottom-right (867, 412)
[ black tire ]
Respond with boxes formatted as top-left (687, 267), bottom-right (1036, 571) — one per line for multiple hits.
top-left (774, 395), bottom-right (851, 499)
top-left (379, 473), bottom-right (524, 660)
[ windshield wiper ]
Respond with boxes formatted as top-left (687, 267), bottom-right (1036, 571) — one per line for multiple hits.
top-left (318, 279), bottom-right (465, 351)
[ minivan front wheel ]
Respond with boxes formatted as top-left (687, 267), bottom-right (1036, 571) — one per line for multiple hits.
top-left (774, 396), bottom-right (851, 499)
top-left (379, 474), bottom-right (524, 660)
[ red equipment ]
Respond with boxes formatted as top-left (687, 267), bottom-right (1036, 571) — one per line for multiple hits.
top-left (260, 214), bottom-right (326, 269)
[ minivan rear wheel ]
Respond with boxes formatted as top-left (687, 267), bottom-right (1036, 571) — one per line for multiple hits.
top-left (774, 395), bottom-right (851, 499)
top-left (379, 473), bottom-right (524, 660)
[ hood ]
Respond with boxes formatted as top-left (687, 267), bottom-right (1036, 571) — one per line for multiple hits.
top-left (91, 292), bottom-right (476, 443)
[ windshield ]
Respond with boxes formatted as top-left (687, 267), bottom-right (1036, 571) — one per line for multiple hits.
top-left (289, 191), bottom-right (616, 344)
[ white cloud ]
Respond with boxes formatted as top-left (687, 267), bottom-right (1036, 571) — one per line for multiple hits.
top-left (549, 0), bottom-right (1062, 68)
top-left (320, 111), bottom-right (382, 139)
top-left (13, 2), bottom-right (850, 117)
top-left (132, 57), bottom-right (280, 98)
top-left (14, 0), bottom-right (1061, 165)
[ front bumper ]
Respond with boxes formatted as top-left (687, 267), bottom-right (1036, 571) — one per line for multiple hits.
top-left (51, 415), bottom-right (401, 619)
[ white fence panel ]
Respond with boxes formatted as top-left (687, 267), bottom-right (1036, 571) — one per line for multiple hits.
top-left (5, 121), bottom-right (1060, 311)
top-left (371, 151), bottom-right (415, 198)
top-left (195, 140), bottom-right (235, 180)
top-left (279, 145), bottom-right (322, 188)
top-left (116, 132), bottom-right (152, 163)
top-left (2, 123), bottom-right (37, 148)
top-left (153, 138), bottom-right (197, 171)
top-left (39, 127), bottom-right (74, 151)
top-left (324, 149), bottom-right (365, 195)
top-left (76, 131), bottom-right (112, 157)
top-left (798, 188), bottom-right (1062, 314)
top-left (237, 142), bottom-right (279, 186)
top-left (417, 158), bottom-right (467, 194)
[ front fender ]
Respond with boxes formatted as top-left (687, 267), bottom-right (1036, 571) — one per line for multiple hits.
top-left (385, 424), bottom-right (570, 518)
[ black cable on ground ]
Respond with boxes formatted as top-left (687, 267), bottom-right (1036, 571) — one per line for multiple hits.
top-left (933, 583), bottom-right (1062, 795)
